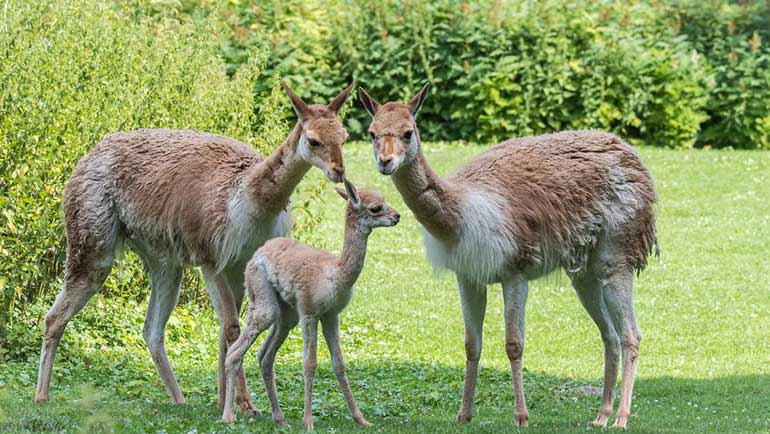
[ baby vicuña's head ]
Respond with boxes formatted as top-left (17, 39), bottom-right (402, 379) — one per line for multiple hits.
top-left (335, 179), bottom-right (400, 231)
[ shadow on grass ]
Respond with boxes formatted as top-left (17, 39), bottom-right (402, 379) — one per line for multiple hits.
top-left (1, 360), bottom-right (768, 434)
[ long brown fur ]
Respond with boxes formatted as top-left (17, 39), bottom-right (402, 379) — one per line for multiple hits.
top-left (360, 83), bottom-right (657, 429)
top-left (35, 82), bottom-right (356, 411)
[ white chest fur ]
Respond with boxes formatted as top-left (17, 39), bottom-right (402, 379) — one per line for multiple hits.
top-left (421, 188), bottom-right (517, 285)
top-left (218, 187), bottom-right (291, 270)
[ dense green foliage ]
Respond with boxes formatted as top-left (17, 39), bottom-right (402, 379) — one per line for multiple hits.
top-left (0, 0), bottom-right (289, 332)
top-left (183, 0), bottom-right (769, 149)
top-left (2, 0), bottom-right (769, 360)
top-left (2, 144), bottom-right (769, 433)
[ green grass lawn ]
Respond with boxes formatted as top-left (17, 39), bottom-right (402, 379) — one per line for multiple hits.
top-left (2, 142), bottom-right (769, 433)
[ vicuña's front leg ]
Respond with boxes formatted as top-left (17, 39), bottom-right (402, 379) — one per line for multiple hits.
top-left (143, 264), bottom-right (185, 404)
top-left (456, 277), bottom-right (487, 424)
top-left (224, 265), bottom-right (260, 415)
top-left (202, 265), bottom-right (257, 415)
top-left (301, 317), bottom-right (319, 432)
top-left (502, 275), bottom-right (529, 427)
top-left (321, 314), bottom-right (371, 427)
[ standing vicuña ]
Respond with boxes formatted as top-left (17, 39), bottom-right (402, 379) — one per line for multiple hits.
top-left (359, 84), bottom-right (657, 429)
top-left (35, 82), bottom-right (355, 414)
top-left (221, 179), bottom-right (400, 430)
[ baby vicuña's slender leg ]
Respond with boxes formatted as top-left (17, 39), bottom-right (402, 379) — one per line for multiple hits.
top-left (502, 274), bottom-right (529, 427)
top-left (301, 317), bottom-right (319, 432)
top-left (221, 276), bottom-right (278, 423)
top-left (321, 313), bottom-right (371, 427)
top-left (257, 303), bottom-right (298, 425)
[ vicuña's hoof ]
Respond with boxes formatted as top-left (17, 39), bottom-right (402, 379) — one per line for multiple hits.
top-left (457, 413), bottom-right (472, 424)
top-left (592, 413), bottom-right (610, 428)
top-left (304, 415), bottom-right (315, 432)
top-left (354, 415), bottom-right (372, 427)
top-left (222, 413), bottom-right (236, 424)
top-left (612, 416), bottom-right (629, 429)
top-left (515, 413), bottom-right (529, 427)
top-left (237, 397), bottom-right (261, 416)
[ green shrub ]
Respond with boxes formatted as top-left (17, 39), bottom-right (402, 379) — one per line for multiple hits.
top-left (0, 0), bottom-right (270, 331)
top-left (671, 0), bottom-right (770, 149)
top-left (182, 0), bottom-right (767, 149)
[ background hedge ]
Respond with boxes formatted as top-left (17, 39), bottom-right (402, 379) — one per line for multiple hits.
top-left (186, 0), bottom-right (769, 149)
top-left (1, 0), bottom-right (769, 349)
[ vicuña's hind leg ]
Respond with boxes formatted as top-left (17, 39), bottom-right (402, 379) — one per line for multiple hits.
top-left (602, 269), bottom-right (640, 429)
top-left (571, 271), bottom-right (621, 428)
top-left (142, 262), bottom-right (184, 404)
top-left (222, 285), bottom-right (278, 423)
top-left (258, 303), bottom-right (297, 425)
top-left (502, 274), bottom-right (529, 427)
top-left (35, 250), bottom-right (114, 402)
top-left (35, 179), bottom-right (117, 403)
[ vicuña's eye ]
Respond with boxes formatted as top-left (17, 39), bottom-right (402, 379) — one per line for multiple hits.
top-left (309, 139), bottom-right (321, 147)
top-left (369, 205), bottom-right (383, 214)
top-left (369, 132), bottom-right (376, 141)
top-left (403, 130), bottom-right (413, 140)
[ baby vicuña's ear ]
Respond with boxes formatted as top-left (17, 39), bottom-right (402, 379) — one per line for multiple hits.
top-left (343, 178), bottom-right (362, 208)
top-left (335, 187), bottom-right (349, 201)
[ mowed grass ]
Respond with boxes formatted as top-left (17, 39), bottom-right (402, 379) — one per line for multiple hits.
top-left (1, 142), bottom-right (769, 433)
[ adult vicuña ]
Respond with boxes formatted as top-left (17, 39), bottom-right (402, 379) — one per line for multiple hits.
top-left (221, 179), bottom-right (400, 430)
top-left (359, 84), bottom-right (657, 429)
top-left (35, 82), bottom-right (355, 413)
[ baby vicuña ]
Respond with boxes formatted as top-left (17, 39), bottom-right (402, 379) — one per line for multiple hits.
top-left (221, 179), bottom-right (400, 430)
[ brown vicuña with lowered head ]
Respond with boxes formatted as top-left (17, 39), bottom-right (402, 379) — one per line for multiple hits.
top-left (221, 179), bottom-right (400, 431)
top-left (360, 83), bottom-right (658, 429)
top-left (34, 81), bottom-right (356, 414)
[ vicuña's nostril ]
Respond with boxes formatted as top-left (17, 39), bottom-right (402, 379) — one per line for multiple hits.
top-left (379, 155), bottom-right (393, 165)
top-left (332, 166), bottom-right (345, 178)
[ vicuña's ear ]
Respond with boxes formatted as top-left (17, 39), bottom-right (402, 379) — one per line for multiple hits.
top-left (408, 82), bottom-right (431, 117)
top-left (282, 81), bottom-right (311, 122)
top-left (327, 81), bottom-right (356, 114)
top-left (335, 187), bottom-right (349, 201)
top-left (358, 87), bottom-right (380, 116)
top-left (343, 178), bottom-right (361, 208)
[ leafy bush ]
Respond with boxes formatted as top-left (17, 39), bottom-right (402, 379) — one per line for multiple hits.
top-left (180, 0), bottom-right (766, 149)
top-left (0, 0), bottom-right (270, 332)
top-left (671, 0), bottom-right (770, 149)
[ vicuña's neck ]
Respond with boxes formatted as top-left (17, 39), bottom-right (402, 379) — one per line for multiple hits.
top-left (337, 214), bottom-right (370, 289)
top-left (390, 147), bottom-right (462, 240)
top-left (246, 122), bottom-right (311, 215)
